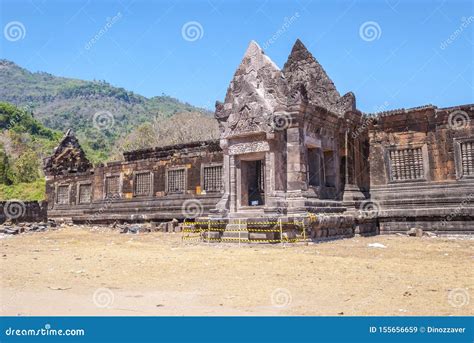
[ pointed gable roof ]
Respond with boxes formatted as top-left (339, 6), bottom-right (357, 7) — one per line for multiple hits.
top-left (43, 129), bottom-right (92, 175)
top-left (216, 41), bottom-right (287, 137)
top-left (283, 39), bottom-right (355, 115)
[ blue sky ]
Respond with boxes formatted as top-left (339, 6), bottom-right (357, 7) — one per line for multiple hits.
top-left (1, 0), bottom-right (473, 113)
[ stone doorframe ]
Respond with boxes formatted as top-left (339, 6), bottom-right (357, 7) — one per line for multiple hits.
top-left (237, 152), bottom-right (266, 209)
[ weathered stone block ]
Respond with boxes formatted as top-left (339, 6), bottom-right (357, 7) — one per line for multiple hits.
top-left (249, 232), bottom-right (276, 240)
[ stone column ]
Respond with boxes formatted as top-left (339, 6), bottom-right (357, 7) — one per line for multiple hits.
top-left (286, 126), bottom-right (306, 191)
top-left (211, 140), bottom-right (231, 217)
top-left (286, 126), bottom-right (307, 213)
top-left (229, 155), bottom-right (237, 213)
top-left (343, 128), bottom-right (365, 205)
top-left (345, 128), bottom-right (355, 185)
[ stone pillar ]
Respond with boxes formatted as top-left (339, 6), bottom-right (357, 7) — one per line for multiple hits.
top-left (211, 140), bottom-right (231, 217)
top-left (343, 129), bottom-right (365, 205)
top-left (229, 155), bottom-right (237, 213)
top-left (286, 126), bottom-right (306, 192)
top-left (286, 126), bottom-right (307, 214)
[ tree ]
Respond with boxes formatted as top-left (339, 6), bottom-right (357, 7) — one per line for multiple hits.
top-left (109, 112), bottom-right (220, 161)
top-left (12, 150), bottom-right (40, 183)
top-left (0, 146), bottom-right (13, 185)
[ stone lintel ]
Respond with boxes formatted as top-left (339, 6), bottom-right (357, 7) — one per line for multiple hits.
top-left (228, 141), bottom-right (270, 156)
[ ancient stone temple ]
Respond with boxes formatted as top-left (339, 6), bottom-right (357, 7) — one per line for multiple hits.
top-left (212, 40), bottom-right (364, 219)
top-left (44, 39), bottom-right (474, 237)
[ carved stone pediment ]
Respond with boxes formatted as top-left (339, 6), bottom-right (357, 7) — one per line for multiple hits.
top-left (282, 39), bottom-right (355, 115)
top-left (216, 39), bottom-right (358, 142)
top-left (215, 41), bottom-right (287, 139)
top-left (44, 129), bottom-right (92, 176)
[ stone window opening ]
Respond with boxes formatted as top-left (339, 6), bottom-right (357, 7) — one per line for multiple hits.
top-left (203, 165), bottom-right (223, 192)
top-left (105, 175), bottom-right (121, 198)
top-left (78, 183), bottom-right (92, 204)
top-left (56, 185), bottom-right (69, 205)
top-left (134, 172), bottom-right (152, 196)
top-left (460, 141), bottom-right (474, 176)
top-left (167, 168), bottom-right (186, 193)
top-left (389, 147), bottom-right (424, 181)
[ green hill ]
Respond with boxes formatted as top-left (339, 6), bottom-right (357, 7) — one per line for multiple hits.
top-left (0, 59), bottom-right (214, 164)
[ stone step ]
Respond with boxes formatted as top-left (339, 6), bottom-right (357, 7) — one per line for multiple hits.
top-left (304, 207), bottom-right (346, 213)
top-left (201, 231), bottom-right (221, 239)
top-left (249, 232), bottom-right (277, 240)
top-left (225, 223), bottom-right (248, 231)
top-left (222, 230), bottom-right (249, 239)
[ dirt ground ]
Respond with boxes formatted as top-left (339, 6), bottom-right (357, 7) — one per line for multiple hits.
top-left (0, 226), bottom-right (472, 316)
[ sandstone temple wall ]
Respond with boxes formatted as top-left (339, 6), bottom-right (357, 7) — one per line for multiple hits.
top-left (368, 105), bottom-right (474, 234)
top-left (45, 140), bottom-right (224, 223)
top-left (41, 39), bottom-right (473, 238)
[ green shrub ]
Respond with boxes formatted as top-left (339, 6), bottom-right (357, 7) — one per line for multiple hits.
top-left (0, 178), bottom-right (45, 201)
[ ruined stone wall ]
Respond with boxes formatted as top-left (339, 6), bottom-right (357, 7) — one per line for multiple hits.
top-left (368, 105), bottom-right (474, 234)
top-left (42, 38), bottom-right (473, 236)
top-left (369, 105), bottom-right (474, 184)
top-left (46, 141), bottom-right (224, 223)
top-left (0, 201), bottom-right (47, 223)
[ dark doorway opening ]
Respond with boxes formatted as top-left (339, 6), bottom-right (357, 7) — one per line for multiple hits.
top-left (243, 159), bottom-right (265, 206)
top-left (308, 147), bottom-right (321, 187)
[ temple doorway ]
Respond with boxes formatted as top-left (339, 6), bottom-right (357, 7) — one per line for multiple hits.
top-left (241, 159), bottom-right (265, 206)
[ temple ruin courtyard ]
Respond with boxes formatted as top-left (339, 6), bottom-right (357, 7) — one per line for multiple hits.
top-left (1, 227), bottom-right (472, 316)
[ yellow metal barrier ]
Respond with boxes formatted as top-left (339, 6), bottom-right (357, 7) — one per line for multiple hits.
top-left (181, 214), bottom-right (315, 245)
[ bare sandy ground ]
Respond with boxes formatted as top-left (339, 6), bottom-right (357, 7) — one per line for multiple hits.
top-left (0, 227), bottom-right (472, 316)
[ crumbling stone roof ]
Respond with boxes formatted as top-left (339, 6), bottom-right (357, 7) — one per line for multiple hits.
top-left (364, 101), bottom-right (473, 119)
top-left (43, 129), bottom-right (92, 175)
top-left (435, 104), bottom-right (474, 113)
top-left (283, 39), bottom-right (355, 115)
top-left (123, 139), bottom-right (221, 162)
top-left (367, 104), bottom-right (436, 118)
top-left (215, 39), bottom-right (356, 136)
